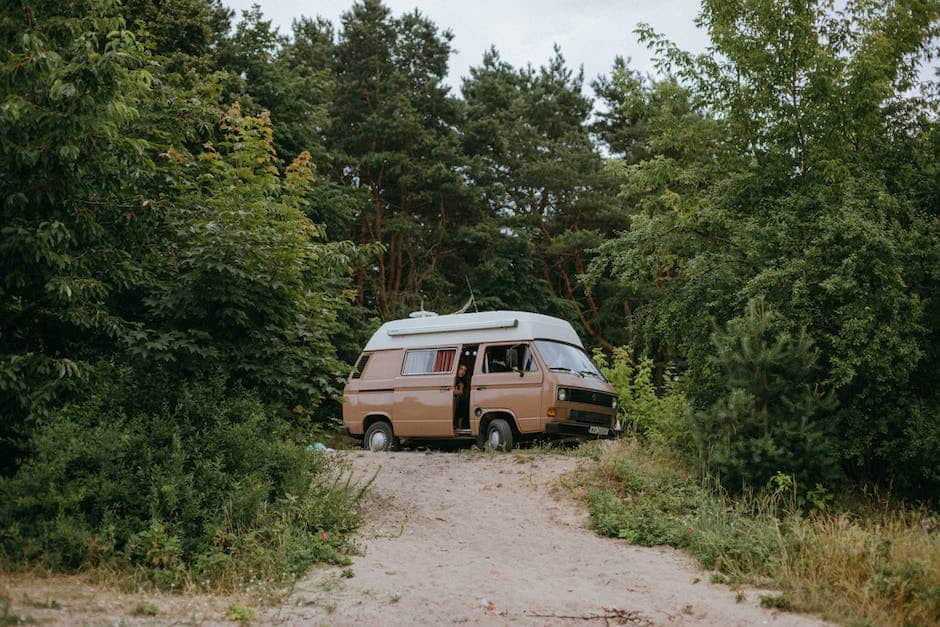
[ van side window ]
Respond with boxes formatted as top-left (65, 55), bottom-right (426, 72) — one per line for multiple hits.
top-left (351, 354), bottom-right (369, 379)
top-left (484, 344), bottom-right (537, 373)
top-left (402, 348), bottom-right (456, 375)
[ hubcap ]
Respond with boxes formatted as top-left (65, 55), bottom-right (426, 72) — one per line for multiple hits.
top-left (488, 429), bottom-right (501, 449)
top-left (370, 431), bottom-right (387, 451)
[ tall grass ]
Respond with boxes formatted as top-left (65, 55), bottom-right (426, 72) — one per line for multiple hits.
top-left (576, 440), bottom-right (940, 626)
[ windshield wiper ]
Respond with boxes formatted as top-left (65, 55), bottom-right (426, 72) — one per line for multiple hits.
top-left (549, 366), bottom-right (573, 373)
top-left (579, 370), bottom-right (600, 378)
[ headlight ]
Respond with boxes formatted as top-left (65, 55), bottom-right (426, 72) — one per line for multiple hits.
top-left (611, 397), bottom-right (618, 409)
top-left (557, 387), bottom-right (568, 401)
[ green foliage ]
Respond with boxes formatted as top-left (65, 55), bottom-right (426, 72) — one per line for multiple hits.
top-left (462, 47), bottom-right (626, 347)
top-left (329, 0), bottom-right (474, 318)
top-left (759, 594), bottom-right (791, 610)
top-left (139, 105), bottom-right (353, 415)
top-left (590, 0), bottom-right (940, 495)
top-left (225, 605), bottom-right (255, 623)
top-left (124, 0), bottom-right (231, 58)
top-left (593, 348), bottom-right (693, 453)
top-left (0, 598), bottom-right (34, 625)
top-left (131, 602), bottom-right (159, 617)
top-left (0, 0), bottom-right (356, 474)
top-left (216, 6), bottom-right (335, 162)
top-left (0, 0), bottom-right (157, 470)
top-left (586, 445), bottom-right (782, 577)
top-left (0, 369), bottom-right (364, 589)
top-left (698, 298), bottom-right (841, 490)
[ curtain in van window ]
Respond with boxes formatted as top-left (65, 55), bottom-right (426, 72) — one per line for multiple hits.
top-left (433, 349), bottom-right (455, 372)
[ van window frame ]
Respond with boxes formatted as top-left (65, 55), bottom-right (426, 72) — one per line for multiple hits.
top-left (481, 342), bottom-right (540, 374)
top-left (400, 346), bottom-right (459, 376)
top-left (350, 353), bottom-right (370, 379)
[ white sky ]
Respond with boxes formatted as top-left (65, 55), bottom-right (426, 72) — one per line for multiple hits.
top-left (223, 0), bottom-right (710, 93)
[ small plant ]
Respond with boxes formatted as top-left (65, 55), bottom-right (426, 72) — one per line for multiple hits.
top-left (804, 483), bottom-right (833, 513)
top-left (132, 602), bottom-right (159, 617)
top-left (735, 592), bottom-right (746, 603)
top-left (341, 568), bottom-right (355, 579)
top-left (390, 594), bottom-right (401, 604)
top-left (710, 573), bottom-right (728, 585)
top-left (759, 594), bottom-right (791, 610)
top-left (225, 605), bottom-right (256, 623)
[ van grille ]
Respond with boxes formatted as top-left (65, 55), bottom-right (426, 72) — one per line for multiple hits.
top-left (569, 409), bottom-right (612, 426)
top-left (568, 389), bottom-right (615, 407)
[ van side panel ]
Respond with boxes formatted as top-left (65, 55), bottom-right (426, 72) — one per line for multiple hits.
top-left (343, 349), bottom-right (402, 435)
top-left (392, 372), bottom-right (456, 437)
top-left (470, 342), bottom-right (544, 434)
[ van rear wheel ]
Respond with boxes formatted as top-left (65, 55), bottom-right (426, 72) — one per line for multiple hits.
top-left (482, 418), bottom-right (513, 452)
top-left (364, 421), bottom-right (396, 452)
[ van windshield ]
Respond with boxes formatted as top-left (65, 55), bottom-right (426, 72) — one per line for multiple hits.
top-left (534, 340), bottom-right (605, 379)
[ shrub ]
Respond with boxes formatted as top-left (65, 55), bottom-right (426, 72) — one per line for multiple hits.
top-left (0, 367), bottom-right (366, 590)
top-left (593, 347), bottom-right (694, 454)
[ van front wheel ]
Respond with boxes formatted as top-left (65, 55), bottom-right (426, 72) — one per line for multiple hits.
top-left (364, 421), bottom-right (396, 452)
top-left (483, 418), bottom-right (513, 452)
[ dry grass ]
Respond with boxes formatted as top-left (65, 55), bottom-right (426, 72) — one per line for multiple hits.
top-left (575, 440), bottom-right (940, 626)
top-left (0, 569), bottom-right (257, 625)
top-left (781, 510), bottom-right (940, 625)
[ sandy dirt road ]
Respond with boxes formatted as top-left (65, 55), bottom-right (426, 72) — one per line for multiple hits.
top-left (266, 449), bottom-right (825, 626)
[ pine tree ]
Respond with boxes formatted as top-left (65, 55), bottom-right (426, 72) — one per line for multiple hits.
top-left (698, 298), bottom-right (839, 490)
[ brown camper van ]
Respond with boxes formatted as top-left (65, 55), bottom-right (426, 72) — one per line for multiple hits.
top-left (342, 311), bottom-right (621, 451)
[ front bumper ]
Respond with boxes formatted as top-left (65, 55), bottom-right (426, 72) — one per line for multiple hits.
top-left (544, 421), bottom-right (620, 438)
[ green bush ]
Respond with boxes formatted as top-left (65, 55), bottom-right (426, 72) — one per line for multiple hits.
top-left (593, 347), bottom-right (694, 454)
top-left (0, 367), bottom-right (365, 589)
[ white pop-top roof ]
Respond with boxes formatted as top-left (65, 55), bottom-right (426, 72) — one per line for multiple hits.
top-left (363, 310), bottom-right (583, 351)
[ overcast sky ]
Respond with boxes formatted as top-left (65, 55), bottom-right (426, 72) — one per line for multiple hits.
top-left (223, 0), bottom-right (710, 93)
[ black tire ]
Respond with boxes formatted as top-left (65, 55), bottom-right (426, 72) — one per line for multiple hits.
top-left (482, 418), bottom-right (514, 452)
top-left (363, 421), bottom-right (396, 452)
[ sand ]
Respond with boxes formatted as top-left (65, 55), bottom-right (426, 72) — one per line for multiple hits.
top-left (265, 449), bottom-right (826, 626)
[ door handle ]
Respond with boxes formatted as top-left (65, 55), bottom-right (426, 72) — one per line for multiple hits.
top-left (440, 386), bottom-right (451, 391)
top-left (475, 386), bottom-right (486, 391)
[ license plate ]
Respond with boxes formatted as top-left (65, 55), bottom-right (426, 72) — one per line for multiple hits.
top-left (588, 425), bottom-right (609, 435)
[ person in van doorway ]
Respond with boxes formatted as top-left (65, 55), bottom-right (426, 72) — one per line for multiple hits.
top-left (454, 363), bottom-right (470, 429)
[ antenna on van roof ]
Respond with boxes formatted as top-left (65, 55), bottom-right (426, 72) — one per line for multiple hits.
top-left (452, 277), bottom-right (478, 314)
top-left (465, 276), bottom-right (479, 313)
